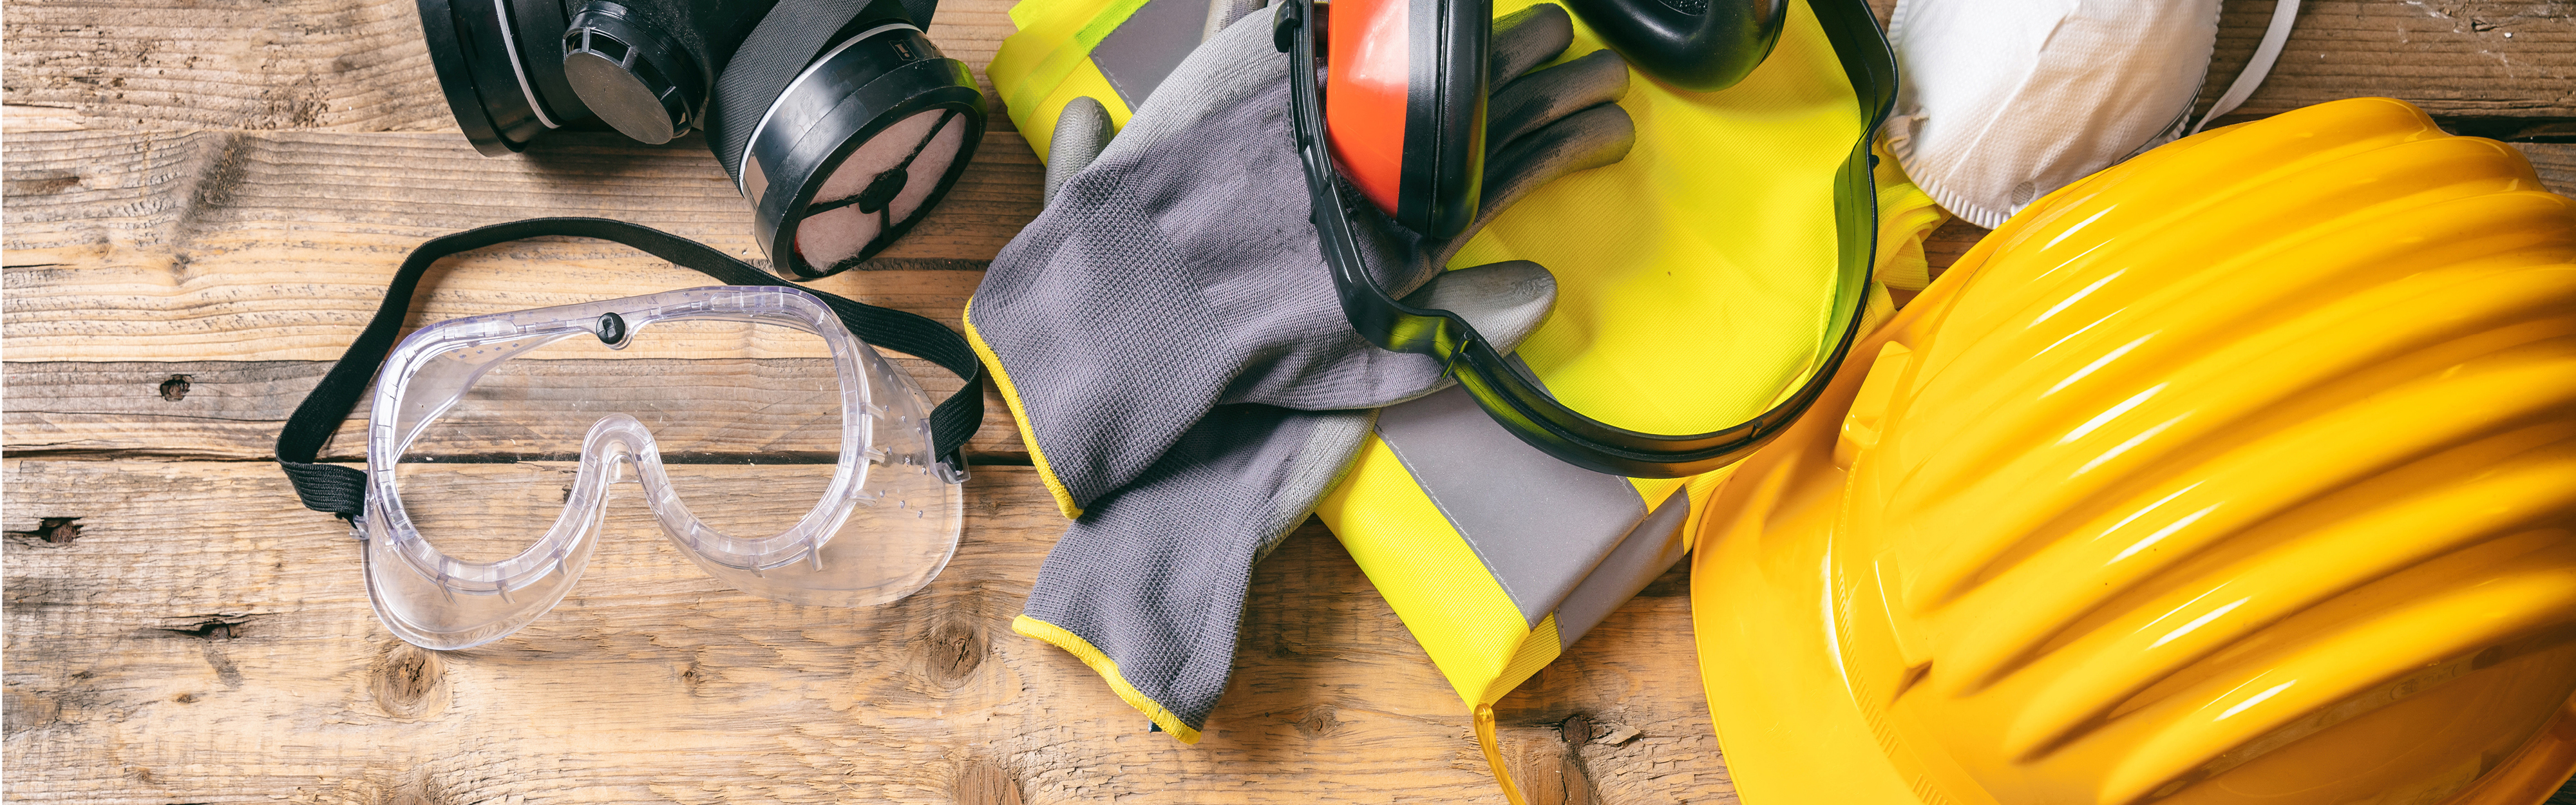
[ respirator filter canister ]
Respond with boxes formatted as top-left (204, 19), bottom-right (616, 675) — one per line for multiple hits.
top-left (710, 0), bottom-right (986, 279)
top-left (415, 0), bottom-right (987, 279)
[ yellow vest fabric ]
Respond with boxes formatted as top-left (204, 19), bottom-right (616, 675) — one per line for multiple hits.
top-left (985, 0), bottom-right (1945, 798)
top-left (1315, 0), bottom-right (1935, 716)
top-left (987, 0), bottom-right (1151, 161)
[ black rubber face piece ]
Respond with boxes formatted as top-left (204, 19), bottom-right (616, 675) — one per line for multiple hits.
top-left (417, 0), bottom-right (596, 155)
top-left (562, 3), bottom-right (699, 144)
top-left (558, 0), bottom-right (778, 144)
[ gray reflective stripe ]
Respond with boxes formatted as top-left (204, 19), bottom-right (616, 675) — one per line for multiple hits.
top-left (1090, 0), bottom-right (1209, 110)
top-left (1551, 488), bottom-right (1690, 651)
top-left (1376, 383), bottom-right (1647, 629)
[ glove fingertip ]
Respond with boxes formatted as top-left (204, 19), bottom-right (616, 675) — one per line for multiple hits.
top-left (1490, 3), bottom-right (1574, 83)
top-left (1582, 48), bottom-right (1634, 103)
top-left (1043, 97), bottom-right (1117, 207)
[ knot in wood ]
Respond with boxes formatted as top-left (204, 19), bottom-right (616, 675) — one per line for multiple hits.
top-left (923, 618), bottom-right (985, 689)
top-left (370, 643), bottom-right (448, 720)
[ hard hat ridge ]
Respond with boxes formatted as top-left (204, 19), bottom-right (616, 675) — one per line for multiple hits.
top-left (1696, 96), bottom-right (2576, 805)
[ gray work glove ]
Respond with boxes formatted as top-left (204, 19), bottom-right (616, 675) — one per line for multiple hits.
top-left (986, 2), bottom-right (1634, 740)
top-left (968, 1), bottom-right (1633, 518)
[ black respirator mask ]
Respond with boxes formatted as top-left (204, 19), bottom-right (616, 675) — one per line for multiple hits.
top-left (419, 0), bottom-right (987, 278)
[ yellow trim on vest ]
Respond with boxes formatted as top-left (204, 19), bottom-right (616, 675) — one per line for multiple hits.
top-left (1475, 703), bottom-right (1534, 805)
top-left (1318, 437), bottom-right (1541, 706)
top-left (1019, 69), bottom-right (1133, 163)
top-left (1677, 468), bottom-right (1731, 554)
top-left (996, 0), bottom-right (1117, 73)
top-left (1625, 475), bottom-right (1693, 515)
top-left (1489, 614), bottom-right (1562, 706)
top-left (1470, 618), bottom-right (1565, 805)
top-left (1470, 615), bottom-right (1562, 805)
top-left (996, 0), bottom-right (1153, 137)
top-left (989, 0), bottom-right (1146, 164)
top-left (961, 306), bottom-right (1084, 520)
top-left (1857, 276), bottom-right (1897, 339)
top-left (1869, 142), bottom-right (1949, 292)
top-left (1012, 614), bottom-right (1205, 744)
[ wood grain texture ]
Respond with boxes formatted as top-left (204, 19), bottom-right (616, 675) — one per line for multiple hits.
top-left (0, 0), bottom-right (1021, 133)
top-left (0, 126), bottom-right (1037, 267)
top-left (14, 0), bottom-right (2576, 133)
top-left (2199, 0), bottom-right (2576, 122)
top-left (1, 129), bottom-right (1035, 361)
top-left (2517, 142), bottom-right (2576, 191)
top-left (1, 460), bottom-right (1723, 804)
top-left (3, 359), bottom-right (1034, 462)
top-left (1862, 0), bottom-right (2576, 125)
top-left (8, 0), bottom-right (2574, 799)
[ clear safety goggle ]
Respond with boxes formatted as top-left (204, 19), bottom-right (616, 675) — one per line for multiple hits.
top-left (356, 285), bottom-right (960, 649)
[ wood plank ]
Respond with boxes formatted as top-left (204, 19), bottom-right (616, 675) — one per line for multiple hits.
top-left (0, 460), bottom-right (1725, 804)
top-left (3, 359), bottom-right (1034, 462)
top-left (0, 126), bottom-right (1036, 267)
top-left (2517, 143), bottom-right (2576, 192)
top-left (0, 0), bottom-right (1023, 133)
top-left (1863, 0), bottom-right (2576, 126)
top-left (2, 129), bottom-right (1035, 361)
top-left (11, 138), bottom-right (2564, 460)
top-left (2199, 0), bottom-right (2576, 124)
top-left (15, 0), bottom-right (2576, 135)
top-left (0, 128), bottom-right (1037, 459)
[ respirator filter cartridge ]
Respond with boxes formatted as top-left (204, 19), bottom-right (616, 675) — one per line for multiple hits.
top-left (721, 23), bottom-right (985, 279)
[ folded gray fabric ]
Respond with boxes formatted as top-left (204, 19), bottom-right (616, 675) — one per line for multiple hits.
top-left (967, 1), bottom-right (1631, 518)
top-left (1016, 261), bottom-right (1560, 739)
top-left (983, 1), bottom-right (1634, 740)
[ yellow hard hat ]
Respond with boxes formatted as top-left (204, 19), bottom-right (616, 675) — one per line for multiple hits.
top-left (1694, 96), bottom-right (2576, 805)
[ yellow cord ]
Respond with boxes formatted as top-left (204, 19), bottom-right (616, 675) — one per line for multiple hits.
top-left (1475, 704), bottom-right (1533, 805)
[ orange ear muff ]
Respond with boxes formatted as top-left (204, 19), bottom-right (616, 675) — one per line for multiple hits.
top-left (1324, 0), bottom-right (1485, 238)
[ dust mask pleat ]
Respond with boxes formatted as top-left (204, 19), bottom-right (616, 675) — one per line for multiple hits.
top-left (1881, 0), bottom-right (2300, 228)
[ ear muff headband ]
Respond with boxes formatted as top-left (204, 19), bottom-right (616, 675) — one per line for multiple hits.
top-left (1282, 0), bottom-right (1897, 478)
top-left (1559, 0), bottom-right (1786, 91)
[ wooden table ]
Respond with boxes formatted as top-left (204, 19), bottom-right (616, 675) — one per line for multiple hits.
top-left (6, 1), bottom-right (2572, 802)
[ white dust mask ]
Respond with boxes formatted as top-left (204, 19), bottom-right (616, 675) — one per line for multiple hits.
top-left (1880, 0), bottom-right (2300, 228)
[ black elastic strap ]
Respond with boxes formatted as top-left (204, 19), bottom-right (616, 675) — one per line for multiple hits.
top-left (274, 217), bottom-right (985, 519)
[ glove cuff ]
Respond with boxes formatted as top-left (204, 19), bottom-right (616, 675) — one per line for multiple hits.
top-left (963, 305), bottom-right (1086, 519)
top-left (1012, 614), bottom-right (1206, 743)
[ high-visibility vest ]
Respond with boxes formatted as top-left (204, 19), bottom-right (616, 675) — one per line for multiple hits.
top-left (987, 0), bottom-right (1946, 799)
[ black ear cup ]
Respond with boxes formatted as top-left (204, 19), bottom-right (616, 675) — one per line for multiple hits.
top-left (420, 0), bottom-right (596, 155)
top-left (707, 0), bottom-right (987, 279)
top-left (1399, 0), bottom-right (1488, 238)
top-left (1558, 0), bottom-right (1784, 91)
